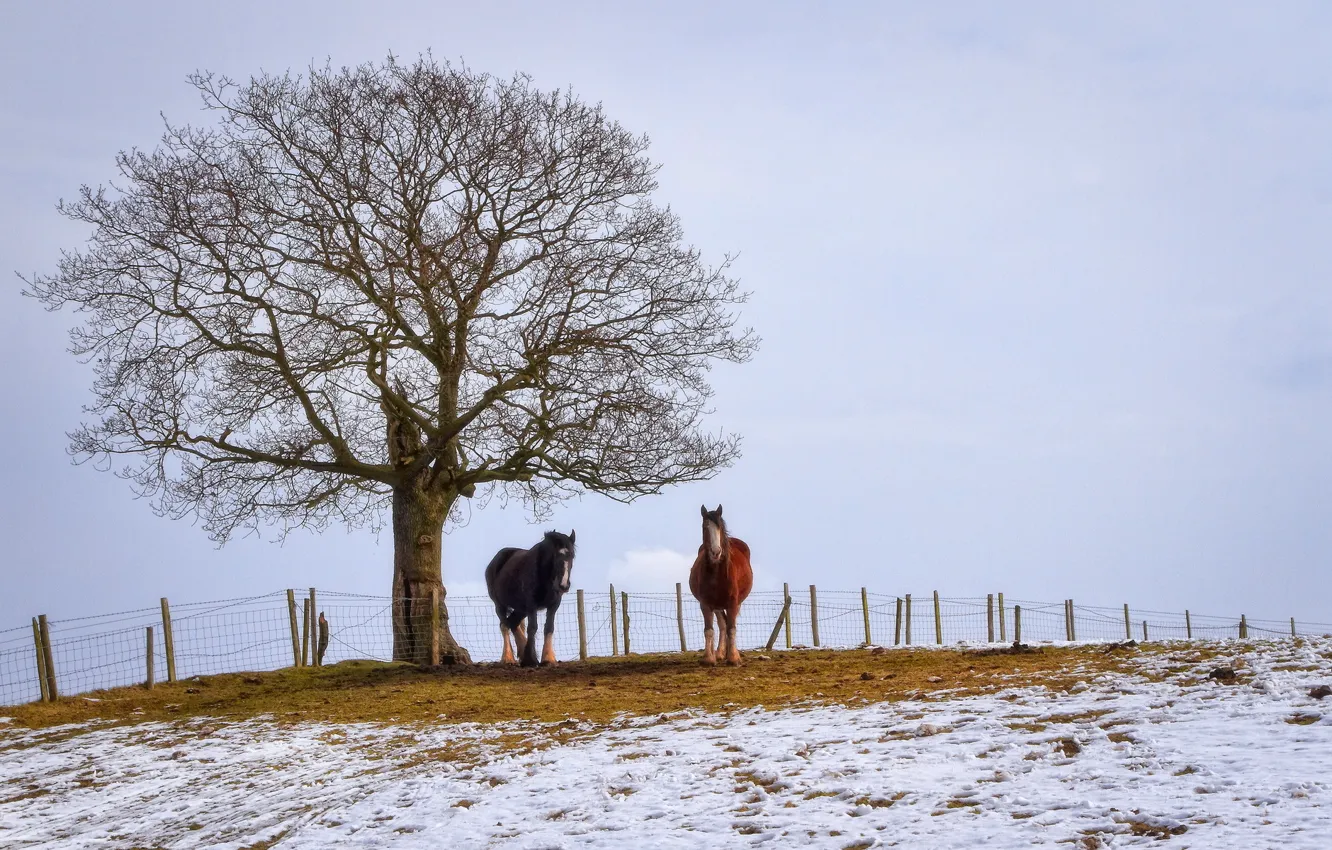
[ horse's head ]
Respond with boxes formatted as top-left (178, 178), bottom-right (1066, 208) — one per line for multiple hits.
top-left (700, 504), bottom-right (726, 560)
top-left (543, 529), bottom-right (576, 593)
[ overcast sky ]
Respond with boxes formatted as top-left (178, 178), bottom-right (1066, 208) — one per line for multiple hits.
top-left (2, 2), bottom-right (1329, 630)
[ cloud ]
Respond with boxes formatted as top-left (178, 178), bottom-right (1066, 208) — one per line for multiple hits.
top-left (608, 548), bottom-right (695, 592)
top-left (607, 547), bottom-right (777, 593)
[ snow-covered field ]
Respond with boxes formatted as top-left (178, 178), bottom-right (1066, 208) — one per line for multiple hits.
top-left (2, 639), bottom-right (1330, 848)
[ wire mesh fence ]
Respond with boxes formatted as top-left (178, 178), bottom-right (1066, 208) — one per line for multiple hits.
top-left (4, 586), bottom-right (1330, 706)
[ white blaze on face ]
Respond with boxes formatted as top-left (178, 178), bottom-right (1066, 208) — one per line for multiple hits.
top-left (706, 522), bottom-right (722, 558)
top-left (559, 548), bottom-right (571, 589)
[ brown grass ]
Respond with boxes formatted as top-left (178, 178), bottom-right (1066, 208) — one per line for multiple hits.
top-left (1, 645), bottom-right (1148, 734)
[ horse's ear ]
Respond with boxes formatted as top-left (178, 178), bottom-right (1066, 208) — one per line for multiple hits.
top-left (569, 529), bottom-right (576, 544)
top-left (700, 504), bottom-right (707, 518)
top-left (716, 504), bottom-right (723, 517)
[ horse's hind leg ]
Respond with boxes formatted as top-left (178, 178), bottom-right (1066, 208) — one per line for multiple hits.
top-left (513, 621), bottom-right (528, 658)
top-left (519, 611), bottom-right (540, 667)
top-left (497, 606), bottom-right (517, 665)
top-left (500, 623), bottom-right (515, 664)
top-left (501, 611), bottom-right (526, 665)
top-left (700, 603), bottom-right (717, 666)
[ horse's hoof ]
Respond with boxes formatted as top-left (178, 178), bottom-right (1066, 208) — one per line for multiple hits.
top-left (701, 655), bottom-right (717, 667)
top-left (520, 658), bottom-right (538, 668)
top-left (727, 656), bottom-right (743, 667)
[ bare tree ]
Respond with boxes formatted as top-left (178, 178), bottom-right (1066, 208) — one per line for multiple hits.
top-left (23, 55), bottom-right (757, 664)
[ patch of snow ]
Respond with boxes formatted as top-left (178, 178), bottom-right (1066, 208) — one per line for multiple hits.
top-left (0, 639), bottom-right (1330, 847)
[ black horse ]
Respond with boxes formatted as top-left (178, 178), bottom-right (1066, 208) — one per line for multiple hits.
top-left (484, 530), bottom-right (576, 667)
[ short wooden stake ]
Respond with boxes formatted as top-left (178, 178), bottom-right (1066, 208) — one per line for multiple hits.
top-left (145, 626), bottom-right (155, 689)
top-left (998, 592), bottom-right (1006, 642)
top-left (621, 591), bottom-right (631, 655)
top-left (160, 597), bottom-right (177, 682)
top-left (933, 590), bottom-right (942, 645)
top-left (429, 587), bottom-right (441, 666)
top-left (1239, 614), bottom-right (1248, 639)
top-left (1291, 617), bottom-right (1297, 638)
top-left (766, 596), bottom-right (793, 651)
top-left (861, 587), bottom-right (872, 646)
top-left (38, 614), bottom-right (57, 700)
top-left (1067, 599), bottom-right (1076, 641)
top-left (31, 618), bottom-right (49, 703)
top-left (1014, 605), bottom-right (1022, 644)
top-left (609, 584), bottom-right (618, 657)
top-left (309, 588), bottom-right (319, 667)
top-left (286, 589), bottom-right (301, 667)
top-left (1123, 604), bottom-right (1132, 640)
top-left (1185, 609), bottom-right (1192, 640)
top-left (783, 583), bottom-right (792, 649)
top-left (1142, 620), bottom-right (1149, 642)
top-left (904, 594), bottom-right (913, 645)
top-left (301, 598), bottom-right (312, 666)
top-left (809, 585), bottom-right (820, 647)
top-left (317, 612), bottom-right (329, 665)
top-left (676, 582), bottom-right (688, 651)
top-left (986, 594), bottom-right (995, 643)
top-left (894, 597), bottom-right (903, 645)
top-left (576, 589), bottom-right (588, 661)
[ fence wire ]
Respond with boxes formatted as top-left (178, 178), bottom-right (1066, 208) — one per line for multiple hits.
top-left (4, 587), bottom-right (1330, 706)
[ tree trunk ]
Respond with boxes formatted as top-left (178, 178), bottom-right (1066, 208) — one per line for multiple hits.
top-left (390, 480), bottom-right (472, 665)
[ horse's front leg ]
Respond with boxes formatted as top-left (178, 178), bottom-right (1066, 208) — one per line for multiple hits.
top-left (520, 611), bottom-right (540, 667)
top-left (724, 604), bottom-right (742, 666)
top-left (700, 603), bottom-right (717, 666)
top-left (501, 611), bottom-right (525, 665)
top-left (541, 599), bottom-right (561, 665)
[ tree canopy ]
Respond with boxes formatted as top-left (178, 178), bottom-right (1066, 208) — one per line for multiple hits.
top-left (24, 54), bottom-right (758, 662)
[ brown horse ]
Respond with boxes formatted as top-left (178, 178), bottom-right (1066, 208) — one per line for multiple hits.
top-left (688, 504), bottom-right (754, 666)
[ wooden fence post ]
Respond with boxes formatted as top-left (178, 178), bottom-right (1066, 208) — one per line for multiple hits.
top-left (145, 626), bottom-right (155, 689)
top-left (1014, 605), bottom-right (1022, 644)
top-left (429, 587), bottom-right (441, 666)
top-left (621, 591), bottom-right (630, 655)
top-left (861, 587), bottom-right (871, 646)
top-left (159, 597), bottom-right (177, 682)
top-left (609, 585), bottom-right (618, 657)
top-left (1123, 604), bottom-right (1131, 640)
top-left (933, 590), bottom-right (942, 645)
top-left (38, 614), bottom-right (57, 700)
top-left (783, 583), bottom-right (792, 649)
top-left (309, 588), bottom-right (319, 667)
top-left (986, 594), bottom-right (995, 643)
top-left (809, 585), bottom-right (820, 647)
top-left (904, 594), bottom-right (912, 645)
top-left (1142, 620), bottom-right (1148, 642)
top-left (301, 598), bottom-right (311, 667)
top-left (1239, 614), bottom-right (1247, 639)
top-left (894, 597), bottom-right (903, 645)
top-left (1291, 617), bottom-right (1297, 638)
top-left (765, 596), bottom-right (792, 651)
top-left (676, 582), bottom-right (687, 651)
top-left (1185, 609), bottom-right (1192, 640)
top-left (286, 589), bottom-right (301, 667)
top-left (998, 592), bottom-right (1006, 642)
top-left (1068, 599), bottom-right (1076, 641)
top-left (577, 589), bottom-right (588, 661)
top-left (31, 618), bottom-right (49, 703)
